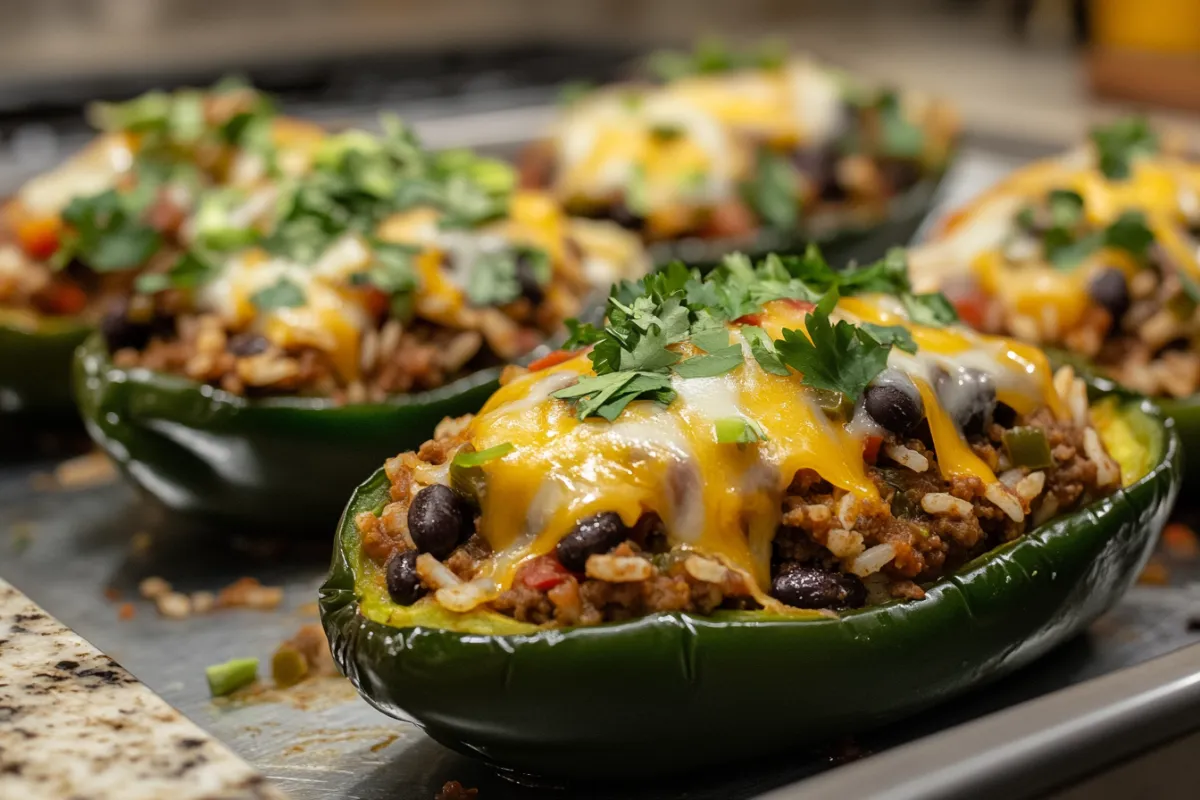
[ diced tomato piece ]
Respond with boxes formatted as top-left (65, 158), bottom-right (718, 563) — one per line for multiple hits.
top-left (518, 555), bottom-right (571, 591)
top-left (17, 216), bottom-right (61, 260)
top-left (1163, 523), bottom-right (1199, 560)
top-left (528, 349), bottom-right (577, 372)
top-left (862, 435), bottom-right (883, 465)
top-left (734, 313), bottom-right (764, 326)
top-left (362, 286), bottom-right (390, 319)
top-left (39, 282), bottom-right (88, 316)
top-left (950, 288), bottom-right (991, 330)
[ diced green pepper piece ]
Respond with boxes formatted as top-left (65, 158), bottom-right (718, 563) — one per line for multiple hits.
top-left (1003, 426), bottom-right (1053, 469)
top-left (206, 657), bottom-right (259, 697)
top-left (809, 388), bottom-right (854, 421)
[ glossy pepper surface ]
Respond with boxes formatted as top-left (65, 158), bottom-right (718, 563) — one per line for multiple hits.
top-left (0, 315), bottom-right (90, 419)
top-left (320, 394), bottom-right (1179, 779)
top-left (73, 332), bottom-right (500, 530)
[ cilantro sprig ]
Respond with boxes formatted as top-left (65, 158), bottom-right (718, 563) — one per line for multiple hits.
top-left (552, 247), bottom-right (946, 421)
top-left (1090, 117), bottom-right (1158, 181)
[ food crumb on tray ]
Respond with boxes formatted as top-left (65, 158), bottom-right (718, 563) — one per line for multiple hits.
top-left (435, 781), bottom-right (479, 800)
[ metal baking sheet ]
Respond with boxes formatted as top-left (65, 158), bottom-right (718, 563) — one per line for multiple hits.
top-left (4, 139), bottom-right (1200, 799)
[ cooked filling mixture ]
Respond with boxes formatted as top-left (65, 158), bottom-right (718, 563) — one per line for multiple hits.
top-left (521, 42), bottom-right (957, 242)
top-left (911, 117), bottom-right (1200, 399)
top-left (0, 83), bottom-right (649, 402)
top-left (354, 250), bottom-right (1123, 628)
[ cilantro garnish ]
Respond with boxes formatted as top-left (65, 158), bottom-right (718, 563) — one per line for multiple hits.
top-left (875, 91), bottom-right (925, 159)
top-left (55, 190), bottom-right (161, 272)
top-left (250, 277), bottom-right (307, 311)
top-left (1048, 210), bottom-right (1155, 270)
top-left (902, 292), bottom-right (959, 326)
top-left (465, 246), bottom-right (551, 307)
top-left (1091, 117), bottom-right (1158, 180)
top-left (773, 289), bottom-right (893, 401)
top-left (644, 38), bottom-right (786, 81)
top-left (743, 149), bottom-right (799, 230)
top-left (552, 248), bottom-right (936, 421)
top-left (452, 443), bottom-right (514, 468)
top-left (135, 251), bottom-right (216, 294)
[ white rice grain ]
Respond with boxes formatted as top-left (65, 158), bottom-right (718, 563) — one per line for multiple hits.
top-left (416, 553), bottom-right (461, 590)
top-left (1084, 427), bottom-right (1121, 488)
top-left (825, 528), bottom-right (865, 560)
top-left (1015, 471), bottom-right (1046, 502)
top-left (837, 493), bottom-right (858, 529)
top-left (684, 556), bottom-right (728, 584)
top-left (986, 483), bottom-right (1025, 523)
top-left (847, 543), bottom-right (896, 577)
top-left (884, 443), bottom-right (929, 473)
top-left (436, 581), bottom-right (490, 613)
top-left (921, 492), bottom-right (974, 518)
top-left (586, 555), bottom-right (653, 583)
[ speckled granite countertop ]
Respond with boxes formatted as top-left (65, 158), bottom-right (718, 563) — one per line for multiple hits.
top-left (0, 579), bottom-right (287, 800)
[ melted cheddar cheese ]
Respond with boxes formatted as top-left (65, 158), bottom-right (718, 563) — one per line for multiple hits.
top-left (911, 150), bottom-right (1200, 320)
top-left (550, 58), bottom-right (851, 217)
top-left (448, 295), bottom-right (1066, 601)
top-left (199, 188), bottom-right (649, 381)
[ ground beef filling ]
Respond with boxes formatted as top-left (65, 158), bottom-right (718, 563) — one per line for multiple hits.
top-left (358, 399), bottom-right (1120, 628)
top-left (103, 250), bottom-right (591, 402)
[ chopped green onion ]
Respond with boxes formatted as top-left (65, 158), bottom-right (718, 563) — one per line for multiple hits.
top-left (206, 657), bottom-right (259, 697)
top-left (452, 443), bottom-right (514, 468)
top-left (715, 416), bottom-right (766, 445)
top-left (1002, 427), bottom-right (1053, 470)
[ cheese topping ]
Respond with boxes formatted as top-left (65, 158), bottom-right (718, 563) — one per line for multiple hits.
top-left (551, 58), bottom-right (852, 215)
top-left (912, 150), bottom-right (1200, 310)
top-left (449, 294), bottom-right (1065, 598)
top-left (197, 189), bottom-right (648, 380)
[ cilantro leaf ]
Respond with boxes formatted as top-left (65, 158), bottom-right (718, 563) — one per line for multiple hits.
top-left (1048, 230), bottom-right (1103, 270)
top-left (1091, 117), bottom-right (1158, 180)
top-left (688, 311), bottom-right (730, 352)
top-left (465, 250), bottom-right (520, 307)
top-left (861, 323), bottom-right (917, 354)
top-left (673, 345), bottom-right (744, 378)
top-left (875, 91), bottom-right (925, 159)
top-left (564, 319), bottom-right (605, 348)
top-left (250, 277), bottom-right (307, 311)
top-left (135, 251), bottom-right (216, 294)
top-left (1104, 210), bottom-right (1154, 258)
top-left (715, 416), bottom-right (767, 445)
top-left (773, 289), bottom-right (893, 400)
top-left (553, 371), bottom-right (676, 422)
top-left (1047, 189), bottom-right (1085, 228)
top-left (619, 326), bottom-right (681, 372)
top-left (58, 190), bottom-right (162, 272)
top-left (743, 149), bottom-right (799, 230)
top-left (902, 292), bottom-right (959, 326)
top-left (452, 443), bottom-right (514, 467)
top-left (741, 325), bottom-right (789, 375)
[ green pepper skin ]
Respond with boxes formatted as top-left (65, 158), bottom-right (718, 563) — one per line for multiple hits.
top-left (73, 333), bottom-right (500, 530)
top-left (320, 396), bottom-right (1179, 779)
top-left (0, 317), bottom-right (91, 420)
top-left (648, 169), bottom-right (949, 269)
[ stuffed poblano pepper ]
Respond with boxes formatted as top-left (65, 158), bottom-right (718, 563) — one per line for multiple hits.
top-left (521, 39), bottom-right (959, 267)
top-left (1, 80), bottom-right (327, 420)
top-left (911, 116), bottom-right (1200, 481)
top-left (321, 249), bottom-right (1179, 778)
top-left (71, 92), bottom-right (649, 527)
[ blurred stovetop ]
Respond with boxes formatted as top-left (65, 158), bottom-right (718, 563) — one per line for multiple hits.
top-left (0, 42), bottom-right (635, 191)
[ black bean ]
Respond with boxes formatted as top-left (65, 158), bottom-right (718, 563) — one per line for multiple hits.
top-left (385, 550), bottom-right (425, 606)
top-left (792, 147), bottom-right (842, 201)
top-left (407, 484), bottom-right (472, 559)
top-left (228, 332), bottom-right (269, 357)
top-left (100, 303), bottom-right (154, 352)
top-left (935, 367), bottom-right (996, 437)
top-left (556, 512), bottom-right (628, 572)
top-left (1088, 268), bottom-right (1130, 323)
top-left (514, 251), bottom-right (545, 305)
top-left (864, 382), bottom-right (924, 435)
top-left (771, 564), bottom-right (866, 610)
